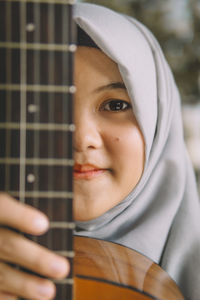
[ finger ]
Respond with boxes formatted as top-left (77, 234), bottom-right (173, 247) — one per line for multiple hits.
top-left (0, 193), bottom-right (49, 235)
top-left (0, 292), bottom-right (18, 300)
top-left (0, 228), bottom-right (69, 279)
top-left (0, 262), bottom-right (56, 300)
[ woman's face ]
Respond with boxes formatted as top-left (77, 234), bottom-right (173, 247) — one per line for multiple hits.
top-left (74, 47), bottom-right (145, 221)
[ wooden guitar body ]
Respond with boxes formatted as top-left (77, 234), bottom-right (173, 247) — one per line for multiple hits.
top-left (73, 236), bottom-right (184, 300)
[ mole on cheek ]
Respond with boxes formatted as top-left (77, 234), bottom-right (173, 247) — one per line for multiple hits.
top-left (115, 137), bottom-right (120, 142)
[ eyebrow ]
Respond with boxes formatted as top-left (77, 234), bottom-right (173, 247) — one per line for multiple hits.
top-left (94, 82), bottom-right (126, 93)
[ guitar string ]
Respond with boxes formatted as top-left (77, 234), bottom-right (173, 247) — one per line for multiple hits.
top-left (18, 6), bottom-right (28, 299)
top-left (47, 0), bottom-right (55, 260)
top-left (62, 4), bottom-right (69, 298)
top-left (19, 0), bottom-right (27, 205)
top-left (55, 3), bottom-right (70, 297)
top-left (31, 1), bottom-right (41, 243)
top-left (65, 3), bottom-right (77, 297)
top-left (5, 1), bottom-right (12, 192)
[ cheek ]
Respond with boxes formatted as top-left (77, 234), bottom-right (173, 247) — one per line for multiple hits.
top-left (111, 127), bottom-right (144, 159)
top-left (107, 127), bottom-right (145, 184)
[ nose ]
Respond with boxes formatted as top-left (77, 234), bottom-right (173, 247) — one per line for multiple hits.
top-left (74, 112), bottom-right (103, 152)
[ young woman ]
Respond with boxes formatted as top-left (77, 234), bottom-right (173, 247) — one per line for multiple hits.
top-left (0, 3), bottom-right (199, 299)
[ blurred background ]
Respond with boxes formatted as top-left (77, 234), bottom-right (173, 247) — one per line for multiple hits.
top-left (77, 0), bottom-right (200, 193)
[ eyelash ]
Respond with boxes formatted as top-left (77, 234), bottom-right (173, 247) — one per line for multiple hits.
top-left (99, 99), bottom-right (131, 112)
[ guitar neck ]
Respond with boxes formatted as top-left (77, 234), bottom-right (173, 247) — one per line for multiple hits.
top-left (0, 1), bottom-right (76, 299)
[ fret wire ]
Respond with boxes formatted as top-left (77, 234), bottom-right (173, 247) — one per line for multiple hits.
top-left (6, 0), bottom-right (76, 4)
top-left (19, 0), bottom-right (27, 204)
top-left (54, 250), bottom-right (75, 258)
top-left (52, 278), bottom-right (74, 285)
top-left (0, 158), bottom-right (74, 166)
top-left (50, 222), bottom-right (75, 229)
top-left (0, 83), bottom-right (76, 93)
top-left (5, 1), bottom-right (12, 192)
top-left (0, 42), bottom-right (76, 52)
top-left (0, 123), bottom-right (75, 131)
top-left (9, 191), bottom-right (74, 198)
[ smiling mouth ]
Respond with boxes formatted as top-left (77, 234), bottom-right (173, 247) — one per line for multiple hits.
top-left (73, 164), bottom-right (107, 180)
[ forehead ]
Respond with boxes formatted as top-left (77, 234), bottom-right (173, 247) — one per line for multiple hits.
top-left (75, 46), bottom-right (123, 83)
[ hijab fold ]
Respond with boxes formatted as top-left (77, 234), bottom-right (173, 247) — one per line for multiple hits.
top-left (74, 4), bottom-right (200, 299)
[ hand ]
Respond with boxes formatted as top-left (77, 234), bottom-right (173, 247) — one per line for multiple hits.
top-left (0, 193), bottom-right (70, 300)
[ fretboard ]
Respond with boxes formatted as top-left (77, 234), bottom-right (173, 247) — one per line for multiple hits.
top-left (0, 0), bottom-right (76, 299)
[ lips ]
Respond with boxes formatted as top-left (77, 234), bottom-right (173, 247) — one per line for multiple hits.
top-left (73, 163), bottom-right (106, 179)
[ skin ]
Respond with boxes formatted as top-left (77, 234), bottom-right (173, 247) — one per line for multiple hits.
top-left (74, 47), bottom-right (145, 220)
top-left (0, 47), bottom-right (145, 299)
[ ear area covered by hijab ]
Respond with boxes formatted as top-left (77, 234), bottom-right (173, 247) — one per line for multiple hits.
top-left (73, 3), bottom-right (200, 300)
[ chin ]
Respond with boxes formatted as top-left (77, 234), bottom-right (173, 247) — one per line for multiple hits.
top-left (73, 199), bottom-right (108, 221)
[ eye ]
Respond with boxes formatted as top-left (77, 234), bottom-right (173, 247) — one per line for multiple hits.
top-left (100, 99), bottom-right (131, 112)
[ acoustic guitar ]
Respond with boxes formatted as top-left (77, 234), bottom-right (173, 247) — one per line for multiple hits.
top-left (0, 1), bottom-right (184, 299)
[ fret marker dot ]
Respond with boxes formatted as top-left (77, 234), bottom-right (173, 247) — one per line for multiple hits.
top-left (28, 104), bottom-right (38, 113)
top-left (69, 85), bottom-right (76, 94)
top-left (27, 174), bottom-right (35, 183)
top-left (26, 23), bottom-right (36, 32)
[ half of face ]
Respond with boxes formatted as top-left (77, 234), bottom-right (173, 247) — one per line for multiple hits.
top-left (73, 46), bottom-right (145, 221)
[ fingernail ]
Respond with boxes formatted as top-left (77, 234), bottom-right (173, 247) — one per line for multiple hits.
top-left (51, 258), bottom-right (69, 276)
top-left (33, 216), bottom-right (49, 232)
top-left (37, 283), bottom-right (55, 297)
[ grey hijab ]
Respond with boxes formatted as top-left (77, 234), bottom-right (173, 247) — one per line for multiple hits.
top-left (74, 3), bottom-right (200, 299)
